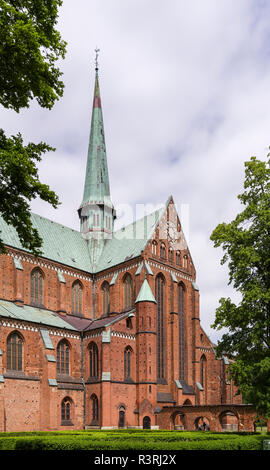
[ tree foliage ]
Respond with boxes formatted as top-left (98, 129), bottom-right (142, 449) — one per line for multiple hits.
top-left (0, 130), bottom-right (59, 256)
top-left (0, 0), bottom-right (66, 111)
top-left (210, 154), bottom-right (270, 418)
top-left (0, 0), bottom-right (66, 255)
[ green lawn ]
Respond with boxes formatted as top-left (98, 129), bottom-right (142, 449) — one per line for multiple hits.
top-left (0, 429), bottom-right (268, 451)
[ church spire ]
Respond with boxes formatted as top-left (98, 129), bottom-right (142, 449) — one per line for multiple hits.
top-left (78, 51), bottom-right (115, 263)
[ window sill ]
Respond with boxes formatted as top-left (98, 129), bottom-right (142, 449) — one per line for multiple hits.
top-left (4, 371), bottom-right (40, 381)
top-left (61, 420), bottom-right (73, 426)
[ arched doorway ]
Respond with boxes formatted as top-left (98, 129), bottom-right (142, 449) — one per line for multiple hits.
top-left (219, 411), bottom-right (239, 432)
top-left (143, 416), bottom-right (151, 429)
top-left (195, 416), bottom-right (210, 431)
top-left (172, 412), bottom-right (185, 430)
top-left (118, 406), bottom-right (126, 428)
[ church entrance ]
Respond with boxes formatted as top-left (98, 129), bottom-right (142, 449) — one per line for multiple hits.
top-left (118, 408), bottom-right (125, 428)
top-left (143, 416), bottom-right (151, 429)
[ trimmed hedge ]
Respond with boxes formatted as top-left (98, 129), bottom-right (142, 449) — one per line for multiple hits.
top-left (0, 431), bottom-right (265, 451)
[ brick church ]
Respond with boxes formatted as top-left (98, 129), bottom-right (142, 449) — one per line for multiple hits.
top-left (0, 62), bottom-right (256, 432)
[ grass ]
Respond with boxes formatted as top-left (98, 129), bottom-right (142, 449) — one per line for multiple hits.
top-left (0, 429), bottom-right (268, 451)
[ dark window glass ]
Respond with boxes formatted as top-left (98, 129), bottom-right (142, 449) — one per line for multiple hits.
top-left (119, 409), bottom-right (125, 428)
top-left (89, 343), bottom-right (99, 378)
top-left (155, 275), bottom-right (165, 381)
top-left (160, 243), bottom-right (166, 259)
top-left (201, 355), bottom-right (206, 387)
top-left (72, 281), bottom-right (82, 316)
top-left (91, 395), bottom-right (99, 423)
top-left (31, 269), bottom-right (43, 306)
top-left (57, 340), bottom-right (70, 375)
top-left (124, 348), bottom-right (132, 379)
top-left (176, 251), bottom-right (181, 266)
top-left (61, 398), bottom-right (72, 423)
top-left (123, 275), bottom-right (133, 309)
top-left (7, 333), bottom-right (23, 371)
top-left (178, 283), bottom-right (185, 380)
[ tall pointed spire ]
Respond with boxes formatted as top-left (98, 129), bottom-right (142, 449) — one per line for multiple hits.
top-left (81, 66), bottom-right (111, 205)
top-left (78, 51), bottom-right (116, 265)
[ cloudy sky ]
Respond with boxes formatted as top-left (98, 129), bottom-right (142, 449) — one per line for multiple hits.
top-left (1, 0), bottom-right (270, 343)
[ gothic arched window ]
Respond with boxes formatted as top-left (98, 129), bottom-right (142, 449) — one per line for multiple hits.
top-left (57, 340), bottom-right (70, 375)
top-left (61, 397), bottom-right (72, 424)
top-left (91, 394), bottom-right (99, 424)
top-left (102, 281), bottom-right (110, 315)
top-left (89, 342), bottom-right (99, 378)
top-left (160, 243), bottom-right (166, 259)
top-left (123, 274), bottom-right (133, 310)
top-left (155, 274), bottom-right (165, 381)
top-left (200, 355), bottom-right (207, 388)
top-left (118, 406), bottom-right (126, 428)
top-left (31, 268), bottom-right (43, 306)
top-left (176, 251), bottom-right (181, 266)
top-left (168, 246), bottom-right (174, 262)
top-left (72, 280), bottom-right (82, 316)
top-left (124, 346), bottom-right (132, 380)
top-left (178, 283), bottom-right (185, 381)
top-left (7, 332), bottom-right (23, 371)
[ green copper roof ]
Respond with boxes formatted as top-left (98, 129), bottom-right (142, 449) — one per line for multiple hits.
top-left (0, 212), bottom-right (92, 272)
top-left (0, 299), bottom-right (77, 330)
top-left (0, 196), bottom-right (170, 275)
top-left (135, 278), bottom-right (156, 304)
top-left (80, 70), bottom-right (112, 208)
top-left (94, 206), bottom-right (165, 272)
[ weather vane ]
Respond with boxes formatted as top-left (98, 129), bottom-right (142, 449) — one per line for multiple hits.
top-left (95, 47), bottom-right (100, 70)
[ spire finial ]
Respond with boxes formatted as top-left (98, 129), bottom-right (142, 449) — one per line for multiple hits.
top-left (95, 47), bottom-right (100, 71)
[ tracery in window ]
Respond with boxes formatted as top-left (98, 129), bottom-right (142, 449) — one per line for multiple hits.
top-left (57, 340), bottom-right (70, 375)
top-left (123, 274), bottom-right (133, 309)
top-left (124, 346), bottom-right (132, 380)
top-left (61, 397), bottom-right (73, 424)
top-left (89, 342), bottom-right (99, 378)
top-left (7, 332), bottom-right (23, 371)
top-left (31, 268), bottom-right (44, 306)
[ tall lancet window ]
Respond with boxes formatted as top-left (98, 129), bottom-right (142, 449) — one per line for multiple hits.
top-left (31, 268), bottom-right (44, 306)
top-left (89, 342), bottom-right (99, 379)
top-left (57, 340), bottom-right (70, 375)
top-left (178, 282), bottom-right (185, 381)
top-left (72, 281), bottom-right (82, 316)
top-left (102, 281), bottom-right (110, 315)
top-left (155, 274), bottom-right (165, 382)
top-left (7, 332), bottom-right (23, 371)
top-left (200, 355), bottom-right (207, 388)
top-left (123, 274), bottom-right (133, 310)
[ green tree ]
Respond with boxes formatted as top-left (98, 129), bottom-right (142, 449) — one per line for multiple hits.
top-left (210, 153), bottom-right (270, 418)
top-left (0, 0), bottom-right (66, 255)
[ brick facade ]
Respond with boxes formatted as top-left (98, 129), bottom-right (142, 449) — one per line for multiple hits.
top-left (0, 68), bottom-right (257, 433)
top-left (0, 206), bottom-right (257, 432)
